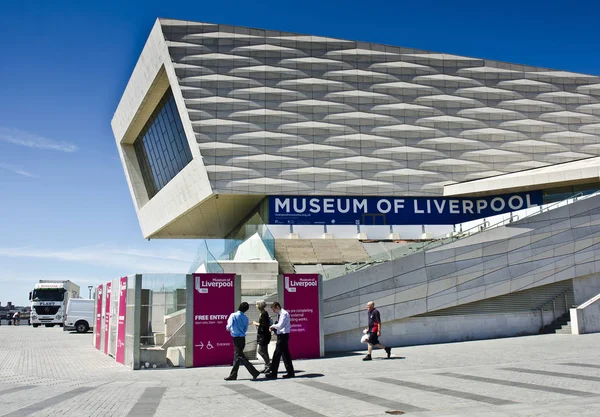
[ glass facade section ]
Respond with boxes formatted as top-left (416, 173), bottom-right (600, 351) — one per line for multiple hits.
top-left (134, 89), bottom-right (192, 199)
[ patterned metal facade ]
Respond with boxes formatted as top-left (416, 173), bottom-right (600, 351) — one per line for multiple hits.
top-left (161, 19), bottom-right (600, 197)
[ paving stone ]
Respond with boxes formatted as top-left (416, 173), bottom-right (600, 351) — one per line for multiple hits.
top-left (1, 327), bottom-right (600, 416)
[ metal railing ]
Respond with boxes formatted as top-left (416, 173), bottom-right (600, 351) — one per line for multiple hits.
top-left (323, 190), bottom-right (600, 281)
top-left (532, 287), bottom-right (574, 332)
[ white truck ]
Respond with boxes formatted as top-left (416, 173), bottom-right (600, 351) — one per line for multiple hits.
top-left (29, 280), bottom-right (80, 327)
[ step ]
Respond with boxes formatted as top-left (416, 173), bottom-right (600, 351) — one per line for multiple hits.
top-left (554, 321), bottom-right (572, 334)
top-left (555, 326), bottom-right (572, 334)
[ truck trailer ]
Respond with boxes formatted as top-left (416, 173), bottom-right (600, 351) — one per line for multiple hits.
top-left (29, 280), bottom-right (80, 327)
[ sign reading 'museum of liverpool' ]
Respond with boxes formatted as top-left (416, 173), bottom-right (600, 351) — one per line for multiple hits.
top-left (269, 191), bottom-right (543, 225)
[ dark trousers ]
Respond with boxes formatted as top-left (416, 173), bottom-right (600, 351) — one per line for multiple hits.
top-left (228, 337), bottom-right (258, 378)
top-left (269, 333), bottom-right (294, 375)
top-left (257, 342), bottom-right (270, 368)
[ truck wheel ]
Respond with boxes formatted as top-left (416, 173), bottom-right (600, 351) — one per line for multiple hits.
top-left (75, 321), bottom-right (89, 333)
top-left (32, 324), bottom-right (39, 328)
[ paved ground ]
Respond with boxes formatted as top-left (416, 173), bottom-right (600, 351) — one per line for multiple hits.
top-left (1, 327), bottom-right (600, 416)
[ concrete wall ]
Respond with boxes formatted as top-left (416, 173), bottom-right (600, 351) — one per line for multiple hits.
top-left (323, 193), bottom-right (600, 351)
top-left (573, 274), bottom-right (600, 305)
top-left (149, 291), bottom-right (166, 334)
top-left (325, 311), bottom-right (554, 352)
top-left (571, 293), bottom-right (600, 335)
top-left (148, 291), bottom-right (181, 340)
top-left (218, 260), bottom-right (278, 296)
top-left (164, 309), bottom-right (186, 339)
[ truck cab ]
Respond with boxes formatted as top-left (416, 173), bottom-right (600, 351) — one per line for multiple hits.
top-left (30, 281), bottom-right (80, 328)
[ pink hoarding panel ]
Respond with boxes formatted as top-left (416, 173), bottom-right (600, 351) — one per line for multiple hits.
top-left (283, 274), bottom-right (321, 360)
top-left (104, 282), bottom-right (112, 355)
top-left (95, 284), bottom-right (103, 350)
top-left (192, 273), bottom-right (236, 367)
top-left (116, 277), bottom-right (127, 364)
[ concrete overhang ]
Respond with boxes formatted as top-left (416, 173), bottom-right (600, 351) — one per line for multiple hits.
top-left (110, 19), bottom-right (264, 239)
top-left (146, 194), bottom-right (264, 239)
top-left (444, 157), bottom-right (600, 197)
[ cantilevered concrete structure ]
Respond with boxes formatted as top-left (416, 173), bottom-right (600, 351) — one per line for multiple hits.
top-left (112, 18), bottom-right (600, 239)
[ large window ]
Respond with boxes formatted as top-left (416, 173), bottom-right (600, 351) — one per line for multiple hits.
top-left (134, 89), bottom-right (193, 199)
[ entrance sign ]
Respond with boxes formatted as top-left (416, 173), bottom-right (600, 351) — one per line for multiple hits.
top-left (116, 277), bottom-right (127, 364)
top-left (269, 191), bottom-right (543, 225)
top-left (104, 281), bottom-right (111, 355)
top-left (281, 274), bottom-right (323, 359)
top-left (192, 273), bottom-right (237, 367)
top-left (95, 284), bottom-right (103, 350)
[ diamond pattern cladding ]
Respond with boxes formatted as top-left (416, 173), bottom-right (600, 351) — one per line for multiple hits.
top-left (161, 19), bottom-right (600, 196)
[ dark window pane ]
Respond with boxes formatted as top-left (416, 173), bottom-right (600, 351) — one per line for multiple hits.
top-left (133, 89), bottom-right (193, 199)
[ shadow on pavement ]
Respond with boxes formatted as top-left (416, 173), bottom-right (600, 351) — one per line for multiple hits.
top-left (292, 373), bottom-right (324, 378)
top-left (250, 371), bottom-right (325, 382)
top-left (323, 351), bottom-right (365, 358)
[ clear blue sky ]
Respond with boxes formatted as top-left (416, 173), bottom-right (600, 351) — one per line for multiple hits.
top-left (0, 0), bottom-right (599, 306)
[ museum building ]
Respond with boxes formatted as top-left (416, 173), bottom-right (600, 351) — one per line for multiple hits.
top-left (112, 18), bottom-right (600, 350)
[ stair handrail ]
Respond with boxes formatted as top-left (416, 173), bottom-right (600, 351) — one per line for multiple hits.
top-left (531, 287), bottom-right (573, 331)
top-left (532, 287), bottom-right (572, 311)
top-left (517, 190), bottom-right (600, 228)
top-left (450, 191), bottom-right (599, 240)
top-left (322, 191), bottom-right (600, 281)
top-left (432, 190), bottom-right (600, 253)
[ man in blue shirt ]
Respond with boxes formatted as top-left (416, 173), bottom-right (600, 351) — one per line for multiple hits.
top-left (265, 301), bottom-right (295, 379)
top-left (224, 302), bottom-right (260, 381)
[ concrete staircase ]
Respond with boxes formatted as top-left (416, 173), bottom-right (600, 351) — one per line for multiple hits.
top-left (274, 239), bottom-right (370, 273)
top-left (555, 320), bottom-right (572, 334)
top-left (541, 312), bottom-right (572, 334)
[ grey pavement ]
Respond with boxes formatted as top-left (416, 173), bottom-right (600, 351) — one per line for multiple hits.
top-left (1, 327), bottom-right (600, 416)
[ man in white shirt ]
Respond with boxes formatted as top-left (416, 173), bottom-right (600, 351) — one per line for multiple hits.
top-left (265, 301), bottom-right (295, 379)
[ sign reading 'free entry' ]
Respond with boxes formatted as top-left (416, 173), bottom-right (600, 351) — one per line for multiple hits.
top-left (192, 273), bottom-right (236, 367)
top-left (269, 191), bottom-right (543, 225)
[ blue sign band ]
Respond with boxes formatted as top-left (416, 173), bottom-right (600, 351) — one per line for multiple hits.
top-left (268, 192), bottom-right (543, 225)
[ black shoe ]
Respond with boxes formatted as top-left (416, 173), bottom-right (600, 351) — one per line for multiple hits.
top-left (264, 373), bottom-right (277, 379)
top-left (224, 375), bottom-right (237, 381)
top-left (251, 371), bottom-right (260, 380)
top-left (362, 355), bottom-right (372, 361)
top-left (282, 373), bottom-right (295, 379)
top-left (385, 347), bottom-right (391, 358)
